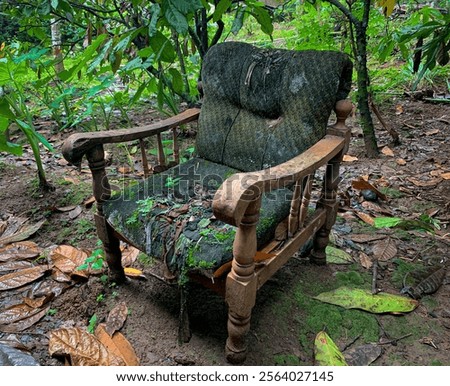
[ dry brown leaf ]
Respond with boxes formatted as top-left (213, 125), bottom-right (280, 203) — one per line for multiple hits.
top-left (381, 146), bottom-right (394, 157)
top-left (407, 177), bottom-right (442, 187)
top-left (95, 324), bottom-right (140, 366)
top-left (0, 219), bottom-right (46, 246)
top-left (0, 260), bottom-right (33, 273)
top-left (0, 265), bottom-right (48, 291)
top-left (0, 307), bottom-right (49, 333)
top-left (355, 211), bottom-right (375, 226)
top-left (105, 302), bottom-right (128, 336)
top-left (0, 217), bottom-right (28, 239)
top-left (23, 295), bottom-right (52, 309)
top-left (49, 327), bottom-right (126, 366)
top-left (351, 178), bottom-right (387, 201)
top-left (118, 166), bottom-right (131, 174)
top-left (343, 155), bottom-right (358, 162)
top-left (121, 245), bottom-right (140, 267)
top-left (68, 206), bottom-right (82, 220)
top-left (350, 234), bottom-right (387, 243)
top-left (359, 252), bottom-right (373, 269)
top-left (55, 205), bottom-right (77, 212)
top-left (361, 201), bottom-right (392, 215)
top-left (83, 196), bottom-right (96, 208)
top-left (396, 158), bottom-right (407, 166)
top-left (0, 303), bottom-right (43, 324)
top-left (50, 245), bottom-right (89, 278)
top-left (441, 172), bottom-right (450, 180)
top-left (51, 268), bottom-right (72, 283)
top-left (425, 129), bottom-right (439, 136)
top-left (372, 238), bottom-right (397, 261)
top-left (395, 104), bottom-right (404, 114)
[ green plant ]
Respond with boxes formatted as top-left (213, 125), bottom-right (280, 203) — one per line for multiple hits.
top-left (96, 293), bottom-right (105, 303)
top-left (87, 314), bottom-right (98, 334)
top-left (78, 244), bottom-right (105, 271)
top-left (47, 308), bottom-right (57, 316)
top-left (0, 44), bottom-right (54, 190)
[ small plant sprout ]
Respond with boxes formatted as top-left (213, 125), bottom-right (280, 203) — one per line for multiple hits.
top-left (87, 314), bottom-right (98, 334)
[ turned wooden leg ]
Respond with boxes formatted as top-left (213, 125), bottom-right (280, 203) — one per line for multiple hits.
top-left (225, 199), bottom-right (260, 364)
top-left (87, 145), bottom-right (126, 284)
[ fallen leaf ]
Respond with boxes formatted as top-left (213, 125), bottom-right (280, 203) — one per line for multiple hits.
top-left (325, 246), bottom-right (353, 264)
top-left (0, 307), bottom-right (49, 333)
top-left (314, 331), bottom-right (347, 366)
top-left (55, 205), bottom-right (77, 212)
top-left (344, 344), bottom-right (382, 366)
top-left (425, 129), bottom-right (439, 136)
top-left (407, 177), bottom-right (442, 187)
top-left (50, 245), bottom-right (89, 279)
top-left (381, 146), bottom-right (394, 157)
top-left (351, 178), bottom-right (387, 201)
top-left (361, 201), bottom-right (392, 215)
top-left (441, 172), bottom-right (450, 180)
top-left (68, 206), bottom-right (82, 220)
top-left (395, 104), bottom-right (404, 114)
top-left (350, 234), bottom-right (387, 243)
top-left (95, 324), bottom-right (139, 366)
top-left (396, 158), bottom-right (407, 166)
top-left (104, 302), bottom-right (128, 336)
top-left (0, 266), bottom-right (49, 291)
top-left (0, 260), bottom-right (33, 273)
top-left (118, 166), bottom-right (131, 174)
top-left (124, 267), bottom-right (146, 280)
top-left (343, 155), bottom-right (358, 162)
top-left (355, 211), bottom-right (375, 226)
top-left (121, 245), bottom-right (140, 267)
top-left (372, 238), bottom-right (397, 261)
top-left (0, 241), bottom-right (42, 262)
top-left (0, 219), bottom-right (46, 246)
top-left (359, 252), bottom-right (373, 269)
top-left (0, 303), bottom-right (43, 324)
top-left (48, 327), bottom-right (126, 366)
top-left (314, 287), bottom-right (418, 314)
top-left (83, 196), bottom-right (96, 208)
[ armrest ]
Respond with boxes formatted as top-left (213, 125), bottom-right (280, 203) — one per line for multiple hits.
top-left (62, 108), bottom-right (200, 165)
top-left (212, 134), bottom-right (346, 227)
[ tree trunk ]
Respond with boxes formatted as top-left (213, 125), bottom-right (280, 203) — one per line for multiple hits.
top-left (354, 27), bottom-right (379, 157)
top-left (51, 19), bottom-right (65, 74)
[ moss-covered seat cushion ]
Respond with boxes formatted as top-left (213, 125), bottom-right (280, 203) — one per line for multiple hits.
top-left (104, 158), bottom-right (292, 277)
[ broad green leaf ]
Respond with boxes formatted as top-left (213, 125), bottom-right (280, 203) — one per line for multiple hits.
top-left (251, 7), bottom-right (273, 36)
top-left (0, 98), bottom-right (15, 119)
top-left (169, 68), bottom-right (184, 94)
top-left (148, 3), bottom-right (161, 37)
top-left (16, 120), bottom-right (54, 151)
top-left (163, 3), bottom-right (189, 34)
top-left (213, 0), bottom-right (232, 22)
top-left (231, 7), bottom-right (245, 35)
top-left (14, 47), bottom-right (49, 64)
top-left (0, 135), bottom-right (23, 156)
top-left (314, 287), bottom-right (419, 314)
top-left (373, 217), bottom-right (403, 228)
top-left (150, 31), bottom-right (176, 63)
top-left (326, 246), bottom-right (353, 264)
top-left (314, 331), bottom-right (347, 366)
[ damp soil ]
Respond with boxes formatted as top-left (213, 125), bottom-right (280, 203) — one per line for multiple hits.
top-left (0, 95), bottom-right (449, 367)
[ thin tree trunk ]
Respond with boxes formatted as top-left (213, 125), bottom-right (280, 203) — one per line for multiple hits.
top-left (51, 19), bottom-right (65, 74)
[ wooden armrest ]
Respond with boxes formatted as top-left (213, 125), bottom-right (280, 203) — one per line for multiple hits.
top-left (212, 134), bottom-right (346, 227)
top-left (62, 108), bottom-right (200, 165)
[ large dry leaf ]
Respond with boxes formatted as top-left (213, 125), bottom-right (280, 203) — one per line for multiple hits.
top-left (0, 306), bottom-right (49, 333)
top-left (0, 260), bottom-right (33, 273)
top-left (350, 234), bottom-right (387, 243)
top-left (314, 287), bottom-right (418, 314)
top-left (121, 245), bottom-right (140, 267)
top-left (0, 265), bottom-right (48, 291)
top-left (351, 178), bottom-right (387, 201)
top-left (104, 302), bottom-right (128, 336)
top-left (0, 241), bottom-right (42, 262)
top-left (50, 245), bottom-right (89, 279)
top-left (372, 238), bottom-right (397, 261)
top-left (359, 252), bottom-right (373, 269)
top-left (124, 267), bottom-right (146, 280)
top-left (314, 331), bottom-right (347, 366)
top-left (0, 219), bottom-right (46, 246)
top-left (407, 177), bottom-right (442, 187)
top-left (344, 344), bottom-right (382, 366)
top-left (49, 327), bottom-right (126, 366)
top-left (355, 211), bottom-right (375, 226)
top-left (0, 303), bottom-right (43, 324)
top-left (95, 324), bottom-right (139, 366)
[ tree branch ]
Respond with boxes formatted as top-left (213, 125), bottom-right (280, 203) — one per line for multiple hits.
top-left (324, 0), bottom-right (360, 27)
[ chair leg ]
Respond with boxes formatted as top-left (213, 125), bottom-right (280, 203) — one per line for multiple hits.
top-left (310, 157), bottom-right (340, 265)
top-left (178, 284), bottom-right (192, 344)
top-left (94, 213), bottom-right (126, 284)
top-left (225, 199), bottom-right (260, 364)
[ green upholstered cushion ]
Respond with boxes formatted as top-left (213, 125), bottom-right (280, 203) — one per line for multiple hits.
top-left (103, 158), bottom-right (292, 277)
top-left (196, 41), bottom-right (353, 171)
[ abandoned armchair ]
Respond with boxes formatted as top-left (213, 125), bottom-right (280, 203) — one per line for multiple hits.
top-left (62, 41), bottom-right (353, 364)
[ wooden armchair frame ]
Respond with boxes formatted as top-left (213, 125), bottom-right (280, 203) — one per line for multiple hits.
top-left (62, 99), bottom-right (352, 364)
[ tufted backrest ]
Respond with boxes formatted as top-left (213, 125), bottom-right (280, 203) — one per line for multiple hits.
top-left (196, 41), bottom-right (353, 172)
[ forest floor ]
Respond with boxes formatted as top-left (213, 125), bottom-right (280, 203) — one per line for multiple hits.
top-left (0, 92), bottom-right (449, 367)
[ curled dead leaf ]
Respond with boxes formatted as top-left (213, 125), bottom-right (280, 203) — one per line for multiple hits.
top-left (0, 307), bottom-right (49, 333)
top-left (381, 146), bottom-right (394, 157)
top-left (49, 327), bottom-right (126, 366)
top-left (0, 265), bottom-right (49, 291)
top-left (372, 238), bottom-right (397, 261)
top-left (95, 324), bottom-right (139, 366)
top-left (104, 302), bottom-right (128, 336)
top-left (50, 245), bottom-right (89, 279)
top-left (355, 211), bottom-right (375, 226)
